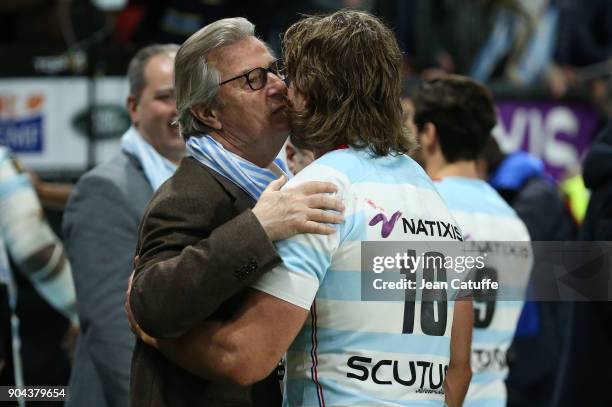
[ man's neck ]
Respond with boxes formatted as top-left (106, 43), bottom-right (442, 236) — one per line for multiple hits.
top-left (427, 160), bottom-right (480, 180)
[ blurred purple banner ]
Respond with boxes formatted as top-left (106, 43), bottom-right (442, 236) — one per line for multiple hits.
top-left (494, 101), bottom-right (601, 180)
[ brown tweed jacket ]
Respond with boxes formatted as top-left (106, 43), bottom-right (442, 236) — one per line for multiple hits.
top-left (129, 157), bottom-right (282, 407)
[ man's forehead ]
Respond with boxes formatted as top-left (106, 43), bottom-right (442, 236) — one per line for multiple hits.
top-left (209, 37), bottom-right (275, 76)
top-left (141, 61), bottom-right (174, 95)
top-left (145, 52), bottom-right (174, 70)
top-left (143, 53), bottom-right (174, 80)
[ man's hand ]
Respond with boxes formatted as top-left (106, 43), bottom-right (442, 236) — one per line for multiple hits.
top-left (125, 262), bottom-right (158, 348)
top-left (253, 176), bottom-right (344, 241)
top-left (61, 322), bottom-right (80, 364)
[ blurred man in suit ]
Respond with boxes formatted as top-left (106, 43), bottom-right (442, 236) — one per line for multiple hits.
top-left (63, 43), bottom-right (182, 407)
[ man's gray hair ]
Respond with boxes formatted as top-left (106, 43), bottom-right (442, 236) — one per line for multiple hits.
top-left (127, 43), bottom-right (180, 102)
top-left (174, 17), bottom-right (255, 137)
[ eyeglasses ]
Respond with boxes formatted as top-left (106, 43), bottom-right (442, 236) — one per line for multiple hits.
top-left (219, 61), bottom-right (286, 91)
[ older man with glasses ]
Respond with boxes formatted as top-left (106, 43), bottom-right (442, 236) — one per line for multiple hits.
top-left (127, 17), bottom-right (344, 407)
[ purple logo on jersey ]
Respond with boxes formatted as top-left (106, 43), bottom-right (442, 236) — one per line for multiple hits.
top-left (369, 211), bottom-right (402, 238)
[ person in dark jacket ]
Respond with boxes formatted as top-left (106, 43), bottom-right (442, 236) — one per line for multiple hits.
top-left (579, 122), bottom-right (612, 241)
top-left (554, 121), bottom-right (612, 407)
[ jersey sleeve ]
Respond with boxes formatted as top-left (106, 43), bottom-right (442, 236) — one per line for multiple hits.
top-left (251, 162), bottom-right (349, 309)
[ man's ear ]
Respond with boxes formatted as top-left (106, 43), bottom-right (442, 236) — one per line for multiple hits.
top-left (191, 104), bottom-right (222, 131)
top-left (421, 122), bottom-right (438, 152)
top-left (127, 95), bottom-right (138, 126)
top-left (475, 157), bottom-right (489, 180)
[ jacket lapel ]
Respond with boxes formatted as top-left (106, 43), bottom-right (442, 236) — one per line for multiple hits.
top-left (185, 157), bottom-right (256, 211)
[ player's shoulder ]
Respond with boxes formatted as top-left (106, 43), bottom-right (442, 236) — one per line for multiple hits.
top-left (300, 148), bottom-right (431, 188)
top-left (285, 151), bottom-right (353, 191)
top-left (438, 177), bottom-right (517, 218)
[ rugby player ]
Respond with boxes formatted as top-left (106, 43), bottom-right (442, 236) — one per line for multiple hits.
top-left (412, 75), bottom-right (532, 407)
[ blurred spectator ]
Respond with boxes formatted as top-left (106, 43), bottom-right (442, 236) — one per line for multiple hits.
top-left (0, 146), bottom-right (78, 392)
top-left (554, 121), bottom-right (612, 407)
top-left (554, 0), bottom-right (612, 69)
top-left (376, 0), bottom-right (528, 78)
top-left (62, 43), bottom-right (181, 407)
top-left (549, 0), bottom-right (612, 100)
top-left (479, 137), bottom-right (577, 407)
top-left (378, 0), bottom-right (610, 105)
top-left (470, 0), bottom-right (559, 85)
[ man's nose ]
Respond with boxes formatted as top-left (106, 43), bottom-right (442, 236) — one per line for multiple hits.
top-left (266, 71), bottom-right (287, 98)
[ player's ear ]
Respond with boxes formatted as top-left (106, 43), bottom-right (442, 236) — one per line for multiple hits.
top-left (421, 122), bottom-right (437, 150)
top-left (127, 94), bottom-right (139, 126)
top-left (285, 143), bottom-right (297, 175)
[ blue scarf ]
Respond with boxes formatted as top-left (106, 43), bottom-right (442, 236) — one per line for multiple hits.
top-left (121, 127), bottom-right (178, 191)
top-left (186, 135), bottom-right (290, 200)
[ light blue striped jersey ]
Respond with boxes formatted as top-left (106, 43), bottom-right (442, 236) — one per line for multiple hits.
top-left (253, 148), bottom-right (462, 406)
top-left (434, 177), bottom-right (531, 407)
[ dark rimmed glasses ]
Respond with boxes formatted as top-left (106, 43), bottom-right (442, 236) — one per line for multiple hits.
top-left (219, 61), bottom-right (286, 91)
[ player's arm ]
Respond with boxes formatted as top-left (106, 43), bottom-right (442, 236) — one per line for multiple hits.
top-left (135, 288), bottom-right (309, 385)
top-left (444, 298), bottom-right (473, 407)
